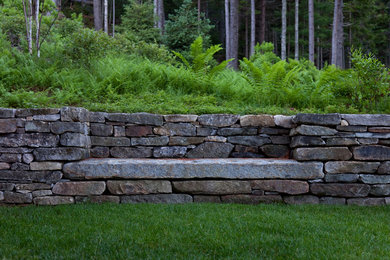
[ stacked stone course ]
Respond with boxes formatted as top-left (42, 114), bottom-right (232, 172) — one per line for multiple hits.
top-left (0, 107), bottom-right (389, 206)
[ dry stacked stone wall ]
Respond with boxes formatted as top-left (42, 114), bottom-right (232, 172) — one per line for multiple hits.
top-left (0, 107), bottom-right (389, 206)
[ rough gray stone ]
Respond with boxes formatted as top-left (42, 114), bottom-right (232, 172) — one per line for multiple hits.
top-left (270, 136), bottom-right (290, 145)
top-left (121, 194), bottom-right (193, 204)
top-left (114, 126), bottom-right (125, 137)
top-left (75, 195), bottom-right (120, 204)
top-left (153, 147), bottom-right (187, 158)
top-left (310, 183), bottom-right (370, 197)
top-left (0, 183), bottom-right (15, 191)
top-left (240, 115), bottom-right (275, 127)
top-left (353, 146), bottom-right (390, 161)
top-left (260, 127), bottom-right (290, 135)
top-left (0, 119), bottom-right (17, 133)
top-left (293, 113), bottom-right (341, 125)
top-left (169, 137), bottom-right (204, 146)
top-left (107, 180), bottom-right (172, 195)
top-left (0, 163), bottom-right (10, 170)
top-left (251, 180), bottom-right (308, 195)
top-left (293, 147), bottom-right (352, 161)
top-left (131, 137), bottom-right (169, 146)
top-left (32, 114), bottom-right (60, 121)
top-left (173, 181), bottom-right (251, 195)
top-left (336, 125), bottom-right (367, 132)
top-left (217, 128), bottom-right (257, 136)
top-left (342, 114), bottom-right (390, 126)
top-left (89, 112), bottom-right (107, 123)
top-left (227, 136), bottom-right (271, 147)
top-left (355, 132), bottom-right (390, 138)
top-left (187, 142), bottom-right (234, 158)
top-left (378, 162), bottom-right (390, 174)
top-left (194, 195), bottom-right (221, 203)
top-left (274, 115), bottom-right (295, 128)
top-left (359, 175), bottom-right (390, 184)
top-left (347, 198), bottom-right (386, 206)
top-left (296, 125), bottom-right (338, 136)
top-left (11, 163), bottom-right (29, 171)
top-left (204, 136), bottom-right (227, 143)
top-left (0, 170), bottom-right (62, 183)
top-left (63, 158), bottom-right (324, 180)
top-left (164, 114), bottom-right (198, 123)
top-left (284, 195), bottom-right (319, 204)
top-left (370, 185), bottom-right (390, 196)
top-left (91, 136), bottom-right (130, 147)
top-left (326, 138), bottom-right (359, 146)
top-left (0, 153), bottom-right (21, 163)
top-left (231, 152), bottom-right (264, 158)
top-left (325, 161), bottom-right (380, 174)
top-left (53, 181), bottom-right (106, 195)
top-left (30, 162), bottom-right (62, 171)
top-left (0, 108), bottom-right (15, 118)
top-left (15, 183), bottom-right (51, 191)
top-left (32, 190), bottom-right (52, 197)
top-left (379, 140), bottom-right (390, 145)
top-left (60, 133), bottom-right (90, 148)
top-left (110, 147), bottom-right (153, 158)
top-left (91, 124), bottom-right (113, 136)
top-left (106, 113), bottom-right (163, 126)
top-left (16, 108), bottom-right (59, 117)
top-left (290, 136), bottom-right (325, 148)
top-left (196, 127), bottom-right (217, 136)
top-left (33, 196), bottom-right (74, 205)
top-left (0, 133), bottom-right (58, 148)
top-left (319, 197), bottom-right (346, 205)
top-left (61, 107), bottom-right (90, 122)
top-left (125, 126), bottom-right (153, 137)
top-left (33, 148), bottom-right (89, 161)
top-left (221, 194), bottom-right (282, 204)
top-left (0, 191), bottom-right (3, 201)
top-left (324, 174), bottom-right (359, 183)
top-left (260, 145), bottom-right (289, 158)
top-left (198, 114), bottom-right (239, 127)
top-left (50, 122), bottom-right (88, 135)
top-left (368, 127), bottom-right (390, 133)
top-left (90, 147), bottom-right (110, 158)
top-left (22, 154), bottom-right (34, 164)
top-left (358, 138), bottom-right (379, 145)
top-left (154, 123), bottom-right (196, 136)
top-left (25, 121), bottom-right (50, 132)
top-left (3, 192), bottom-right (32, 204)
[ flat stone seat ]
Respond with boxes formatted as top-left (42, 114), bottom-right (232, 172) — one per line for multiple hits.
top-left (63, 159), bottom-right (323, 180)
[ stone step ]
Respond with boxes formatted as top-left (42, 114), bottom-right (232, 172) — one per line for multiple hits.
top-left (63, 159), bottom-right (323, 180)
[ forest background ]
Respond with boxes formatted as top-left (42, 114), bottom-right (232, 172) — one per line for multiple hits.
top-left (0, 0), bottom-right (389, 115)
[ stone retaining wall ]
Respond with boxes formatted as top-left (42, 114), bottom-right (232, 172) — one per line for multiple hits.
top-left (0, 107), bottom-right (389, 206)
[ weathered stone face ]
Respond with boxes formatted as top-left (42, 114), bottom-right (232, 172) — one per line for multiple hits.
top-left (90, 147), bottom-right (110, 158)
top-left (353, 146), bottom-right (390, 161)
top-left (153, 147), bottom-right (187, 158)
top-left (319, 197), bottom-right (346, 205)
top-left (0, 183), bottom-right (14, 191)
top-left (194, 195), bottom-right (221, 203)
top-left (91, 136), bottom-right (130, 147)
top-left (359, 175), bottom-right (390, 184)
top-left (89, 112), bottom-right (107, 123)
top-left (0, 170), bottom-right (62, 183)
top-left (25, 121), bottom-right (50, 132)
top-left (75, 195), bottom-right (120, 204)
top-left (50, 122), bottom-right (88, 135)
top-left (260, 145), bottom-right (289, 158)
top-left (347, 198), bottom-right (386, 206)
top-left (291, 136), bottom-right (325, 148)
top-left (326, 138), bottom-right (359, 146)
top-left (33, 148), bottom-right (89, 161)
top-left (16, 108), bottom-right (59, 117)
top-left (227, 136), bottom-right (271, 147)
top-left (33, 196), bottom-right (74, 205)
top-left (90, 124), bottom-right (113, 136)
top-left (153, 123), bottom-right (196, 136)
top-left (107, 180), bottom-right (172, 195)
top-left (251, 180), bottom-right (309, 195)
top-left (221, 194), bottom-right (283, 204)
top-left (30, 162), bottom-right (62, 171)
top-left (60, 133), bottom-right (90, 148)
top-left (131, 137), bottom-right (169, 146)
top-left (3, 192), bottom-right (32, 204)
top-left (283, 195), bottom-right (319, 205)
top-left (378, 162), bottom-right (390, 174)
top-left (173, 181), bottom-right (251, 195)
top-left (110, 147), bottom-right (153, 158)
top-left (61, 107), bottom-right (90, 122)
top-left (324, 161), bottom-right (380, 174)
top-left (106, 113), bottom-right (163, 126)
top-left (0, 163), bottom-right (10, 170)
top-left (310, 183), bottom-right (370, 197)
top-left (163, 114), bottom-right (198, 123)
top-left (198, 114), bottom-right (239, 127)
top-left (274, 115), bottom-right (295, 128)
top-left (293, 147), bottom-right (352, 161)
top-left (125, 126), bottom-right (153, 137)
top-left (240, 115), bottom-right (275, 127)
top-left (52, 181), bottom-right (106, 195)
top-left (217, 127), bottom-right (257, 136)
top-left (370, 185), bottom-right (390, 196)
top-left (169, 137), bottom-right (204, 146)
top-left (15, 183), bottom-right (51, 191)
top-left (0, 133), bottom-right (59, 148)
top-left (342, 114), bottom-right (390, 126)
top-left (293, 113), bottom-right (341, 126)
top-left (0, 108), bottom-right (15, 118)
top-left (187, 142), bottom-right (234, 158)
top-left (295, 125), bottom-right (338, 136)
top-left (121, 194), bottom-right (193, 204)
top-left (324, 174), bottom-right (359, 183)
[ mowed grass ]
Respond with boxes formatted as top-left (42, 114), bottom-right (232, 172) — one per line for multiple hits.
top-left (0, 203), bottom-right (389, 259)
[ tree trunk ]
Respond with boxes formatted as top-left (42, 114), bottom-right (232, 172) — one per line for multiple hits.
top-left (308, 0), bottom-right (315, 63)
top-left (22, 0), bottom-right (32, 55)
top-left (281, 0), bottom-right (287, 60)
top-left (250, 0), bottom-right (255, 56)
top-left (93, 0), bottom-right (102, 31)
top-left (35, 0), bottom-right (41, 57)
top-left (198, 0), bottom-right (201, 21)
top-left (331, 0), bottom-right (344, 67)
top-left (230, 0), bottom-right (239, 69)
top-left (154, 0), bottom-right (158, 28)
top-left (157, 0), bottom-right (165, 35)
top-left (337, 0), bottom-right (344, 68)
top-left (103, 0), bottom-right (108, 33)
top-left (112, 0), bottom-right (115, 37)
top-left (28, 0), bottom-right (33, 54)
top-left (225, 0), bottom-right (231, 60)
top-left (245, 9), bottom-right (248, 58)
top-left (294, 0), bottom-right (299, 60)
top-left (260, 0), bottom-right (265, 43)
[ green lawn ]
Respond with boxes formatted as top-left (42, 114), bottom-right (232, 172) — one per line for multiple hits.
top-left (0, 203), bottom-right (389, 259)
